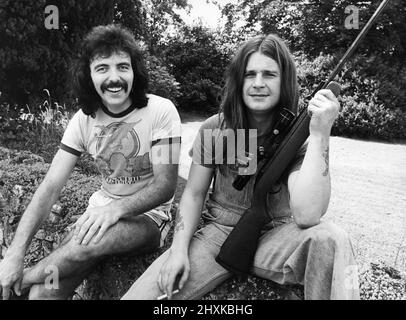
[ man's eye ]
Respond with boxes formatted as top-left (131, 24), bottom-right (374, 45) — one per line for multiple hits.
top-left (96, 67), bottom-right (106, 72)
top-left (264, 72), bottom-right (277, 78)
top-left (244, 72), bottom-right (255, 78)
top-left (119, 65), bottom-right (130, 71)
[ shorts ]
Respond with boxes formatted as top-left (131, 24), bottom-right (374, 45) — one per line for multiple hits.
top-left (87, 190), bottom-right (172, 248)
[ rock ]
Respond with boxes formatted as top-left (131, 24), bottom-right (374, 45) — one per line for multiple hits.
top-left (34, 229), bottom-right (46, 240)
top-left (48, 212), bottom-right (61, 223)
top-left (13, 185), bottom-right (24, 197)
top-left (51, 203), bottom-right (63, 216)
top-left (48, 203), bottom-right (64, 223)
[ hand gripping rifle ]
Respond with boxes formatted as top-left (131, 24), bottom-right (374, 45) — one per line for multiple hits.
top-left (215, 0), bottom-right (391, 275)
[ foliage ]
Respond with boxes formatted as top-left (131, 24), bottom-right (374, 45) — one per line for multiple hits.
top-left (1, 0), bottom-right (405, 142)
top-left (0, 147), bottom-right (100, 265)
top-left (0, 95), bottom-right (101, 174)
top-left (161, 25), bottom-right (230, 112)
top-left (0, 0), bottom-right (118, 106)
top-left (0, 0), bottom-right (187, 109)
top-left (145, 53), bottom-right (181, 103)
top-left (138, 0), bottom-right (189, 54)
top-left (359, 261), bottom-right (406, 300)
top-left (113, 0), bottom-right (145, 39)
top-left (235, 0), bottom-right (405, 62)
top-left (0, 94), bottom-right (70, 162)
top-left (295, 52), bottom-right (406, 140)
top-left (333, 96), bottom-right (406, 140)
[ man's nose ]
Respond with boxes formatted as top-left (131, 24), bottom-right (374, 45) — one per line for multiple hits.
top-left (107, 67), bottom-right (120, 82)
top-left (253, 74), bottom-right (265, 88)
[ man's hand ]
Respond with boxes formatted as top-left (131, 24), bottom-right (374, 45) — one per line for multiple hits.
top-left (158, 249), bottom-right (190, 300)
top-left (0, 254), bottom-right (24, 300)
top-left (308, 89), bottom-right (340, 138)
top-left (74, 205), bottom-right (120, 245)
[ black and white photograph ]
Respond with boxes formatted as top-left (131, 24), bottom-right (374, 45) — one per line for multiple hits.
top-left (0, 0), bottom-right (405, 307)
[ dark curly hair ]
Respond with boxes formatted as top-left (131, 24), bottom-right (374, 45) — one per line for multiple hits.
top-left (71, 24), bottom-right (149, 116)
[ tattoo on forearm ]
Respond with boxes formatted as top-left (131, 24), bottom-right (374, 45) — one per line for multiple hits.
top-left (174, 212), bottom-right (184, 233)
top-left (322, 146), bottom-right (329, 176)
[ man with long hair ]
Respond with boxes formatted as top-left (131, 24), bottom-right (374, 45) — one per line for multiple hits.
top-left (122, 34), bottom-right (359, 300)
top-left (0, 24), bottom-right (181, 299)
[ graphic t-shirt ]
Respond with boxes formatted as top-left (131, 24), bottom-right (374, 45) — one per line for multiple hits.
top-left (60, 94), bottom-right (181, 214)
top-left (190, 114), bottom-right (307, 227)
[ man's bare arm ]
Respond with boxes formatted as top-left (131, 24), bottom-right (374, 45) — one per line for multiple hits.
top-left (287, 89), bottom-right (339, 228)
top-left (7, 149), bottom-right (78, 258)
top-left (112, 142), bottom-right (181, 218)
top-left (74, 142), bottom-right (181, 245)
top-left (0, 149), bottom-right (77, 299)
top-left (287, 136), bottom-right (331, 228)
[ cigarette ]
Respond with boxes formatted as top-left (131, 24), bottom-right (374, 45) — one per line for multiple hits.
top-left (157, 289), bottom-right (180, 300)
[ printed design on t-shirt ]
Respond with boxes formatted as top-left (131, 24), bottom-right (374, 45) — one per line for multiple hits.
top-left (94, 120), bottom-right (152, 184)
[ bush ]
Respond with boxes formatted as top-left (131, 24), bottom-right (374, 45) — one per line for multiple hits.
top-left (145, 53), bottom-right (181, 104)
top-left (0, 0), bottom-right (119, 106)
top-left (0, 95), bottom-right (101, 176)
top-left (332, 97), bottom-right (406, 140)
top-left (0, 95), bottom-right (70, 162)
top-left (160, 25), bottom-right (230, 113)
top-left (295, 52), bottom-right (406, 140)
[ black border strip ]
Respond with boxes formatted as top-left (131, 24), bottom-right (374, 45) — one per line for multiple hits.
top-left (60, 143), bottom-right (82, 157)
top-left (152, 136), bottom-right (181, 147)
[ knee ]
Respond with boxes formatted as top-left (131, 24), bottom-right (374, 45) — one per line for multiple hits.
top-left (28, 284), bottom-right (59, 300)
top-left (306, 222), bottom-right (350, 250)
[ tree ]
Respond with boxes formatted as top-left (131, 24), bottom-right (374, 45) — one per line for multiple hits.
top-left (162, 25), bottom-right (230, 112)
top-left (138, 0), bottom-right (189, 55)
top-left (0, 0), bottom-right (117, 105)
top-left (241, 0), bottom-right (405, 61)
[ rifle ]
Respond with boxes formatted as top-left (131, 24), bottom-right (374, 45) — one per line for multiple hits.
top-left (215, 0), bottom-right (391, 275)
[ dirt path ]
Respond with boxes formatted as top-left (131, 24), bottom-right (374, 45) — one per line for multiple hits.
top-left (179, 112), bottom-right (406, 272)
top-left (327, 137), bottom-right (406, 271)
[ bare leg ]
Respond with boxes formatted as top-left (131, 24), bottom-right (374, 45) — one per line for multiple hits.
top-left (28, 273), bottom-right (92, 300)
top-left (23, 215), bottom-right (160, 299)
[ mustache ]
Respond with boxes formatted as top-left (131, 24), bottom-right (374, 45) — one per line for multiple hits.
top-left (101, 81), bottom-right (129, 93)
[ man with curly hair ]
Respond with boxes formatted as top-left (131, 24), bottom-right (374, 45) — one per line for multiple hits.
top-left (0, 24), bottom-right (181, 300)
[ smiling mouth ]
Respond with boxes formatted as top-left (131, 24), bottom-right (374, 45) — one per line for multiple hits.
top-left (250, 94), bottom-right (269, 97)
top-left (105, 86), bottom-right (124, 93)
